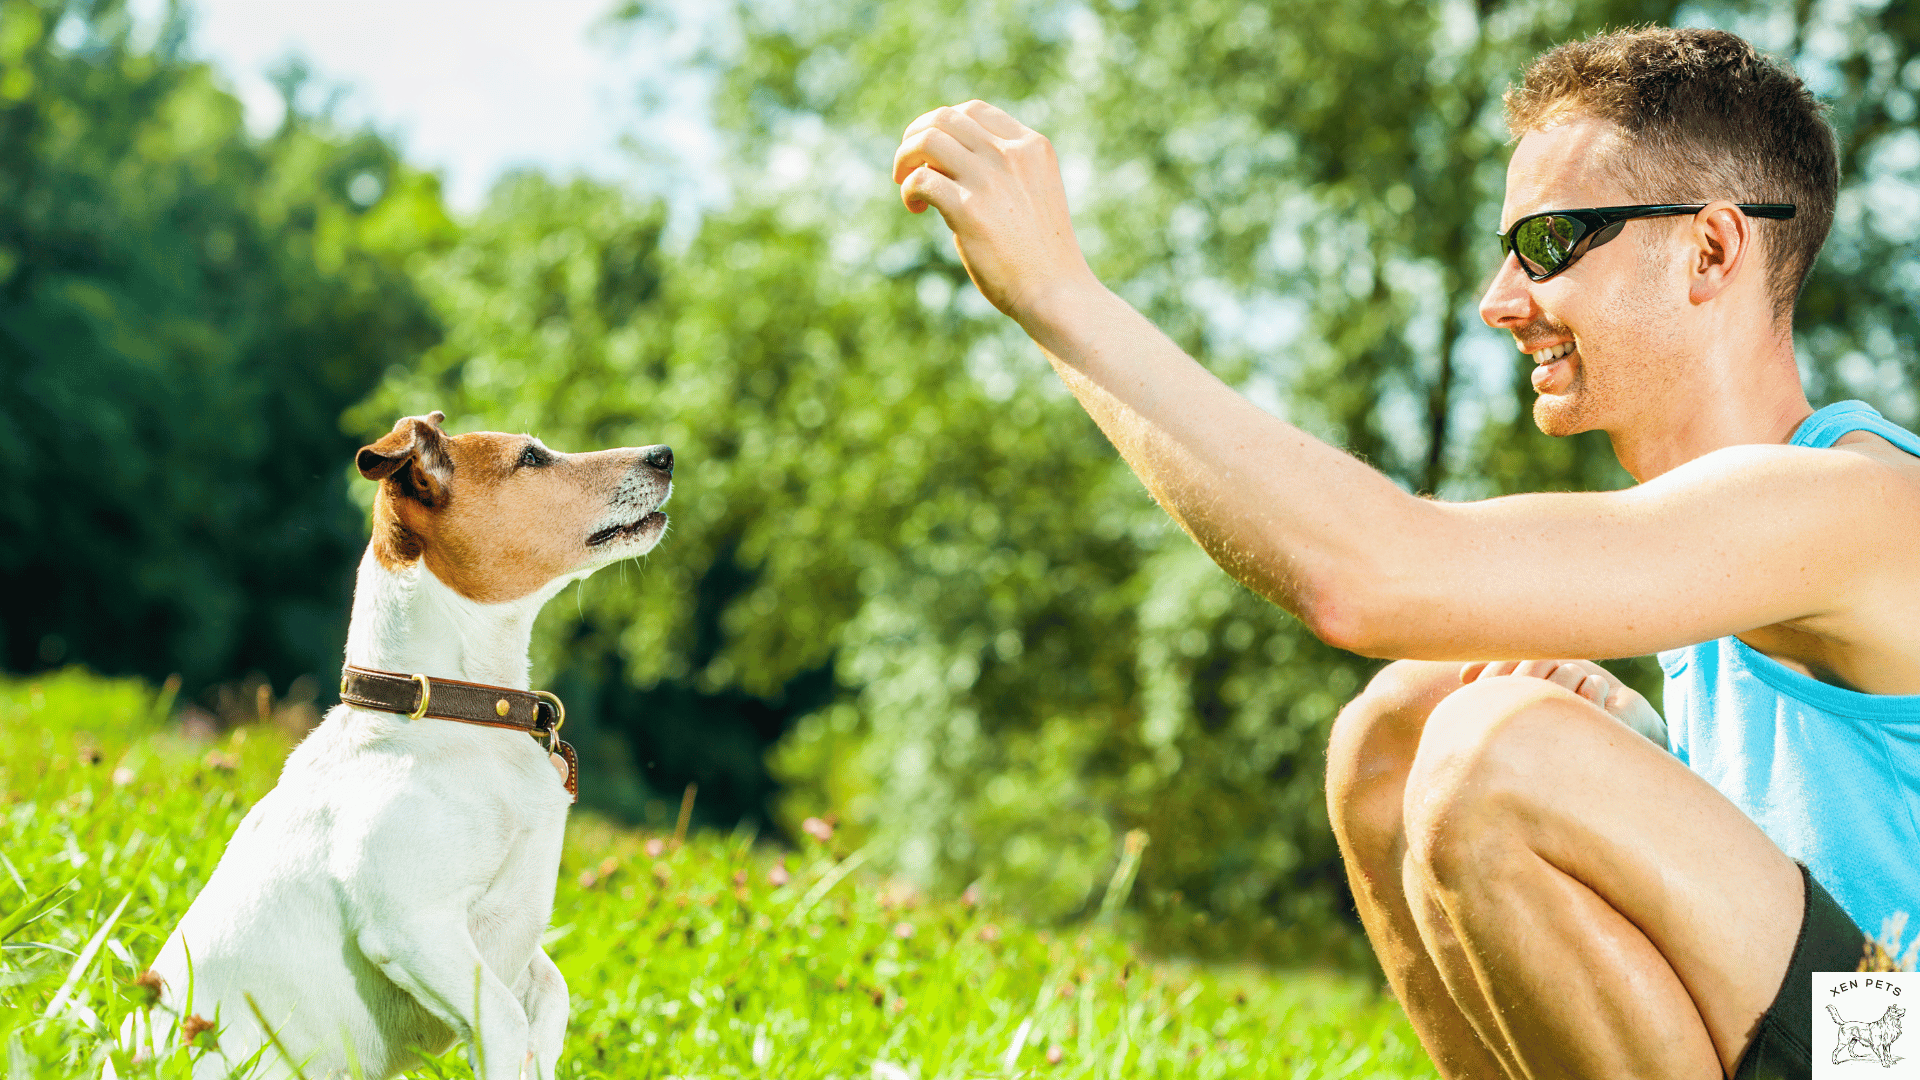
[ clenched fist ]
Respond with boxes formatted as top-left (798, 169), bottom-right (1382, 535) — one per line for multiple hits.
top-left (892, 100), bottom-right (1101, 324)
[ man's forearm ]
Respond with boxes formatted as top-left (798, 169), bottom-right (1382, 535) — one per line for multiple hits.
top-left (893, 103), bottom-right (1884, 665)
top-left (888, 100), bottom-right (1422, 649)
top-left (1017, 278), bottom-right (1427, 649)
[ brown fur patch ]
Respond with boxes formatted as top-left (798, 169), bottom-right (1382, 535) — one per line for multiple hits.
top-left (369, 494), bottom-right (424, 572)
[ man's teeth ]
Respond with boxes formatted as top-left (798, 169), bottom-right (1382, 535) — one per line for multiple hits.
top-left (1532, 341), bottom-right (1576, 363)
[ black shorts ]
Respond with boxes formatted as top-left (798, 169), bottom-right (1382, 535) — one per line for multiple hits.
top-left (1733, 863), bottom-right (1871, 1080)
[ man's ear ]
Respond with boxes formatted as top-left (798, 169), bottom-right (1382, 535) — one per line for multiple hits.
top-left (1688, 201), bottom-right (1752, 306)
top-left (356, 411), bottom-right (453, 506)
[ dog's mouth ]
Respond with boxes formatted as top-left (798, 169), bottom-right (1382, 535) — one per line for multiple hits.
top-left (586, 511), bottom-right (667, 548)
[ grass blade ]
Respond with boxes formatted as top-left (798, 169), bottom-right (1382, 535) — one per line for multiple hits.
top-left (0, 879), bottom-right (77, 943)
top-left (1000, 1016), bottom-right (1033, 1074)
top-left (1096, 830), bottom-right (1148, 924)
top-left (783, 845), bottom-right (872, 928)
top-left (245, 992), bottom-right (314, 1080)
top-left (42, 890), bottom-right (131, 1021)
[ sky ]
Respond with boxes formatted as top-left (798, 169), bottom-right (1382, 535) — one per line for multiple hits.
top-left (177, 0), bottom-right (720, 214)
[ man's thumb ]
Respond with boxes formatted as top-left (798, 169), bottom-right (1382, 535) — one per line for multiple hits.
top-left (901, 165), bottom-right (962, 220)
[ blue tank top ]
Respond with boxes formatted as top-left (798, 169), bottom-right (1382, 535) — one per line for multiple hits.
top-left (1659, 400), bottom-right (1920, 962)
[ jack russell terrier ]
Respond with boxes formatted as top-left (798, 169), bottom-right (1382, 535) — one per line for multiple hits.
top-left (131, 412), bottom-right (672, 1080)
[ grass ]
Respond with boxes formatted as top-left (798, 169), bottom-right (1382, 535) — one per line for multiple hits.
top-left (0, 668), bottom-right (1437, 1079)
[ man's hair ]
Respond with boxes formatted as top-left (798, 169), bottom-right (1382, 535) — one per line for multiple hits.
top-left (1505, 26), bottom-right (1837, 321)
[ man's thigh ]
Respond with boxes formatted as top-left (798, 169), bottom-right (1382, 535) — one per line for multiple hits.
top-left (1411, 674), bottom-right (1804, 1069)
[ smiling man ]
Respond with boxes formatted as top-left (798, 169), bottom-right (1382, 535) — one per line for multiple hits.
top-left (892, 25), bottom-right (1918, 1080)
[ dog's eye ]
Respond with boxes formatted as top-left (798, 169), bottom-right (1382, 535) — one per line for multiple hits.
top-left (518, 446), bottom-right (545, 468)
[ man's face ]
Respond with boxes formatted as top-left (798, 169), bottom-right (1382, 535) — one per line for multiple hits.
top-left (1480, 116), bottom-right (1690, 437)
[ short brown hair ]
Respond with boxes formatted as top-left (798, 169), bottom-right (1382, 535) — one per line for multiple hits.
top-left (1505, 26), bottom-right (1837, 321)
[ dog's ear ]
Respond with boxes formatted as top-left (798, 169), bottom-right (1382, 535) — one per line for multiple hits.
top-left (356, 412), bottom-right (453, 506)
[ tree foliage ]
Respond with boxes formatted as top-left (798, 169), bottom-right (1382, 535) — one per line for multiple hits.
top-left (0, 0), bottom-right (449, 693)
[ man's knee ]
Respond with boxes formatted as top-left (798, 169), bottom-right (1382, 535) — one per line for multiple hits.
top-left (1401, 676), bottom-right (1588, 882)
top-left (1329, 661), bottom-right (1463, 785)
top-left (1327, 660), bottom-right (1464, 854)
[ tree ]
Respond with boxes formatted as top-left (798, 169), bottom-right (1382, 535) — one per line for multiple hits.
top-left (0, 0), bottom-right (451, 694)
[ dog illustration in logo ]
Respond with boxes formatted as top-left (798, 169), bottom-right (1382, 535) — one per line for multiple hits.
top-left (1829, 1002), bottom-right (1905, 1068)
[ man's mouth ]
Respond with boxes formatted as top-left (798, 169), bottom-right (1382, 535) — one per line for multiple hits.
top-left (1528, 340), bottom-right (1577, 393)
top-left (1531, 341), bottom-right (1575, 364)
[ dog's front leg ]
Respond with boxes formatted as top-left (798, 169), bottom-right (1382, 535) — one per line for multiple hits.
top-left (357, 917), bottom-right (531, 1080)
top-left (518, 946), bottom-right (568, 1080)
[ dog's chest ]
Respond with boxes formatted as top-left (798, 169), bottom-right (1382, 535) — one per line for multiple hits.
top-left (468, 816), bottom-right (567, 966)
top-left (292, 714), bottom-right (572, 952)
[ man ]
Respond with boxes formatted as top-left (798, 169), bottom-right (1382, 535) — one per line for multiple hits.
top-left (892, 25), bottom-right (1917, 1080)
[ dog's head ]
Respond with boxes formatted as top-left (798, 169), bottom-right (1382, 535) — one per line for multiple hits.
top-left (356, 412), bottom-right (672, 602)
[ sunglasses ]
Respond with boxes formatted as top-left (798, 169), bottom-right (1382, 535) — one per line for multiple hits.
top-left (1496, 203), bottom-right (1796, 281)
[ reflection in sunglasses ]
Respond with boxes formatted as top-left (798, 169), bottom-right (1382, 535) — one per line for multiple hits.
top-left (1516, 214), bottom-right (1584, 275)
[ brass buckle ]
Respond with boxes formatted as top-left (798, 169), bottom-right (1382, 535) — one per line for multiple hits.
top-left (408, 674), bottom-right (432, 720)
top-left (532, 690), bottom-right (565, 751)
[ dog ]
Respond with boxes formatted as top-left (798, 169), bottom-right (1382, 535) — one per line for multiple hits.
top-left (1829, 1002), bottom-right (1905, 1068)
top-left (131, 412), bottom-right (672, 1080)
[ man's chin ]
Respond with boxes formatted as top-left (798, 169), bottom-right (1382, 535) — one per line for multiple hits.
top-left (1532, 393), bottom-right (1592, 437)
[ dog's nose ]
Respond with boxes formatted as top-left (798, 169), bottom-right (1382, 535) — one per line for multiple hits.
top-left (644, 446), bottom-right (673, 475)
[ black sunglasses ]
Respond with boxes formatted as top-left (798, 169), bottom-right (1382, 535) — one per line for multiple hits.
top-left (1497, 203), bottom-right (1796, 281)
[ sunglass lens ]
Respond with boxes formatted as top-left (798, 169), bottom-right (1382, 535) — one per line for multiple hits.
top-left (1512, 214), bottom-right (1588, 279)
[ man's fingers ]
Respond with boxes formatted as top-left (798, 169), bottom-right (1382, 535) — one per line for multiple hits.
top-left (902, 105), bottom-right (944, 140)
top-left (1605, 681), bottom-right (1638, 713)
top-left (1562, 658), bottom-right (1611, 681)
top-left (900, 164), bottom-right (964, 217)
top-left (1459, 658), bottom-right (1644, 726)
top-left (1576, 673), bottom-right (1610, 706)
top-left (1543, 663), bottom-right (1588, 696)
top-left (892, 126), bottom-right (973, 187)
top-left (1467, 659), bottom-right (1608, 706)
top-left (1592, 674), bottom-right (1613, 704)
top-left (956, 99), bottom-right (1026, 139)
top-left (1512, 659), bottom-right (1561, 680)
top-left (901, 104), bottom-right (1000, 155)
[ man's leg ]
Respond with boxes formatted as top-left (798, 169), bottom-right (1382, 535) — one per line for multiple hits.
top-left (1329, 664), bottom-right (1806, 1079)
top-left (1328, 661), bottom-right (1519, 1079)
top-left (1404, 673), bottom-right (1801, 1077)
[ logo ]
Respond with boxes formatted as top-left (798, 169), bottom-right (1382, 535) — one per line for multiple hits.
top-left (1815, 972), bottom-right (1919, 1078)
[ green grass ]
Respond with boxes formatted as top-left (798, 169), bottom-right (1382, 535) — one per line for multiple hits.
top-left (0, 669), bottom-right (1437, 1078)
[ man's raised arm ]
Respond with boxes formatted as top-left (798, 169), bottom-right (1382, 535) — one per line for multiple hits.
top-left (891, 100), bottom-right (1909, 665)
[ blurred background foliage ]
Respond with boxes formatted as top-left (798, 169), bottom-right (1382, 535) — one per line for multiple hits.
top-left (10, 0), bottom-right (1920, 964)
top-left (0, 0), bottom-right (451, 693)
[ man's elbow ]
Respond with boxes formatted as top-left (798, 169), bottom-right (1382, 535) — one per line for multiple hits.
top-left (1295, 579), bottom-right (1400, 659)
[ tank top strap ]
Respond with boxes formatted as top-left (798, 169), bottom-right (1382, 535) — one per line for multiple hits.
top-left (1789, 399), bottom-right (1920, 457)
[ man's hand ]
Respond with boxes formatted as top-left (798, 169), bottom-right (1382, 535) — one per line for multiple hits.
top-left (892, 100), bottom-right (1100, 322)
top-left (1460, 659), bottom-right (1669, 748)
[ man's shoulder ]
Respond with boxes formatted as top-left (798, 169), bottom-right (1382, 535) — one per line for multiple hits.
top-left (1638, 438), bottom-right (1920, 513)
top-left (1831, 427), bottom-right (1920, 479)
top-left (1716, 434), bottom-right (1920, 694)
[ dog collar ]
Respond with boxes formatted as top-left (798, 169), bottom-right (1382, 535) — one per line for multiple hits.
top-left (338, 665), bottom-right (578, 802)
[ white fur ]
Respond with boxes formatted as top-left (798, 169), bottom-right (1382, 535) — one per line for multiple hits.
top-left (138, 451), bottom-right (668, 1080)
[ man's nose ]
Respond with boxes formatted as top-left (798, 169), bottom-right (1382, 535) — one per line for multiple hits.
top-left (1478, 254), bottom-right (1537, 331)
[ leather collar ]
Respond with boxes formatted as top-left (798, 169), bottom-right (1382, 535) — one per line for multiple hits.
top-left (339, 665), bottom-right (577, 802)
